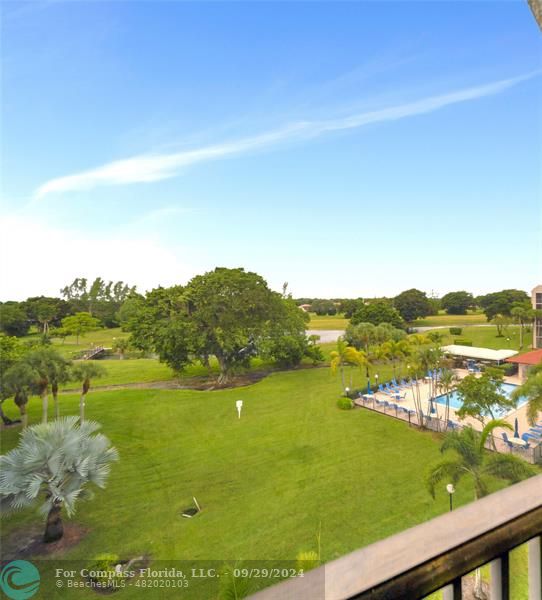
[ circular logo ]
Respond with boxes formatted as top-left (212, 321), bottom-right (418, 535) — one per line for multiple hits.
top-left (0, 560), bottom-right (40, 600)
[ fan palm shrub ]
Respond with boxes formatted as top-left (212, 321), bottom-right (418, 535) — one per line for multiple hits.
top-left (0, 417), bottom-right (118, 543)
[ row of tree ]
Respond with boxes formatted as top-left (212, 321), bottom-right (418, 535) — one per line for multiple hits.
top-left (0, 337), bottom-right (105, 427)
top-left (0, 277), bottom-right (136, 337)
top-left (296, 288), bottom-right (533, 322)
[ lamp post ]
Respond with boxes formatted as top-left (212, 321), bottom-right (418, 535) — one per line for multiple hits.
top-left (446, 483), bottom-right (455, 512)
top-left (345, 386), bottom-right (350, 398)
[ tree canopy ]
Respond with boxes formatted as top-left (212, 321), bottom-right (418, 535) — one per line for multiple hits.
top-left (127, 268), bottom-right (321, 382)
top-left (0, 303), bottom-right (30, 337)
top-left (393, 289), bottom-right (432, 322)
top-left (350, 300), bottom-right (404, 329)
top-left (440, 291), bottom-right (474, 315)
top-left (477, 289), bottom-right (529, 321)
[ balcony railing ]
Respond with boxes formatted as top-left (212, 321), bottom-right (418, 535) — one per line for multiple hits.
top-left (248, 474), bottom-right (542, 600)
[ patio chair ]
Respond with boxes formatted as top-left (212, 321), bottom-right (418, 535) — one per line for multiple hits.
top-left (400, 378), bottom-right (412, 388)
top-left (501, 432), bottom-right (514, 449)
top-left (522, 432), bottom-right (540, 443)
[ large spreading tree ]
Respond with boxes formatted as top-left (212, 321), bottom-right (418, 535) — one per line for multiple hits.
top-left (128, 268), bottom-right (318, 383)
top-left (477, 289), bottom-right (529, 321)
top-left (440, 291), bottom-right (474, 315)
top-left (393, 289), bottom-right (432, 322)
top-left (350, 300), bottom-right (404, 329)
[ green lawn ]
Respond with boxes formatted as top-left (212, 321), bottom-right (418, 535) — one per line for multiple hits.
top-left (413, 311), bottom-right (487, 327)
top-left (63, 358), bottom-right (178, 389)
top-left (428, 324), bottom-right (532, 352)
top-left (0, 367), bottom-right (533, 598)
top-left (307, 313), bottom-right (349, 330)
top-left (41, 327), bottom-right (131, 359)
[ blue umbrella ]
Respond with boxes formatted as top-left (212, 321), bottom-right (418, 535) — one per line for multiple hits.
top-left (367, 379), bottom-right (371, 394)
top-left (514, 417), bottom-right (519, 438)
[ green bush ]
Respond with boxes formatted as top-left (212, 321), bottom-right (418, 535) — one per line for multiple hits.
top-left (449, 327), bottom-right (462, 335)
top-left (337, 397), bottom-right (354, 410)
top-left (86, 553), bottom-right (124, 590)
top-left (454, 338), bottom-right (472, 346)
top-left (502, 363), bottom-right (517, 376)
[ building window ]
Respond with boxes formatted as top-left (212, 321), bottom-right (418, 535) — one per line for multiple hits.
top-left (536, 293), bottom-right (542, 310)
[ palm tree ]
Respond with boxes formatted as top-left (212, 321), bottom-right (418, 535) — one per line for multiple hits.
top-left (330, 339), bottom-right (366, 392)
top-left (3, 363), bottom-right (39, 428)
top-left (70, 362), bottom-right (106, 423)
top-left (112, 338), bottom-right (130, 360)
top-left (427, 420), bottom-right (537, 596)
top-left (49, 356), bottom-right (71, 419)
top-left (512, 363), bottom-right (542, 426)
top-left (0, 417), bottom-right (118, 543)
top-left (380, 339), bottom-right (410, 380)
top-left (436, 368), bottom-right (458, 430)
top-left (25, 348), bottom-right (71, 424)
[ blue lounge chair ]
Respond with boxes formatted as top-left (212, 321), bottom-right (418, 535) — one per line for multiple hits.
top-left (447, 420), bottom-right (457, 430)
top-left (400, 378), bottom-right (412, 388)
top-left (522, 432), bottom-right (539, 443)
top-left (502, 432), bottom-right (514, 449)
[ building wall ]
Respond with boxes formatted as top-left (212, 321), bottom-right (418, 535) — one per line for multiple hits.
top-left (532, 285), bottom-right (542, 349)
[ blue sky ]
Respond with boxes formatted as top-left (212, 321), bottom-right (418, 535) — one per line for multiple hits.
top-left (1, 1), bottom-right (541, 300)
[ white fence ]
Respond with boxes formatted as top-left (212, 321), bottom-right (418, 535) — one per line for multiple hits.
top-left (354, 394), bottom-right (542, 465)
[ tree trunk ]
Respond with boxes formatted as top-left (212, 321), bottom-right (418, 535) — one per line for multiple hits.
top-left (216, 354), bottom-right (229, 384)
top-left (44, 502), bottom-right (64, 543)
top-left (22, 412), bottom-right (28, 428)
top-left (42, 392), bottom-right (48, 424)
top-left (79, 393), bottom-right (87, 423)
top-left (52, 382), bottom-right (59, 419)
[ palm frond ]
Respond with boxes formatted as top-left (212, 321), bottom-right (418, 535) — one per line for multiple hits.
top-left (426, 458), bottom-right (464, 498)
top-left (482, 453), bottom-right (538, 484)
top-left (480, 419), bottom-right (513, 451)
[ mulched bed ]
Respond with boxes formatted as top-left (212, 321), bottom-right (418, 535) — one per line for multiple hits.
top-left (1, 523), bottom-right (88, 563)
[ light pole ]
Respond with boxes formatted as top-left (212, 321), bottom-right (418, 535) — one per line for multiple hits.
top-left (344, 386), bottom-right (350, 398)
top-left (446, 483), bottom-right (455, 512)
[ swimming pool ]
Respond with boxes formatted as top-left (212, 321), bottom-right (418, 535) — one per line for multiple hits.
top-left (434, 383), bottom-right (527, 417)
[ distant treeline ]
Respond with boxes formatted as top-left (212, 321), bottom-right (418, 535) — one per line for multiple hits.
top-left (295, 288), bottom-right (532, 323)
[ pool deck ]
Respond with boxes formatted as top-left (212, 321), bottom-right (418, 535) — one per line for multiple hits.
top-left (371, 369), bottom-right (533, 443)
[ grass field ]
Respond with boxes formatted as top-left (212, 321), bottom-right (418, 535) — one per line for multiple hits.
top-left (412, 311), bottom-right (487, 327)
top-left (0, 366), bottom-right (534, 598)
top-left (307, 313), bottom-right (348, 330)
top-left (28, 327), bottom-right (131, 359)
top-left (428, 324), bottom-right (531, 352)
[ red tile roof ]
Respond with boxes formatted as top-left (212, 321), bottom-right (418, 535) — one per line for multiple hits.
top-left (505, 349), bottom-right (542, 365)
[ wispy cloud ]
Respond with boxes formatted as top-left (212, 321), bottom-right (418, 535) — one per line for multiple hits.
top-left (35, 72), bottom-right (538, 199)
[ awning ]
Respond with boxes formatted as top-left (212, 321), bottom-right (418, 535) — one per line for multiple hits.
top-left (440, 345), bottom-right (518, 363)
top-left (505, 349), bottom-right (542, 366)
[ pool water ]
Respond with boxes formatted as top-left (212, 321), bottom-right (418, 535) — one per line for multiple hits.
top-left (434, 383), bottom-right (527, 418)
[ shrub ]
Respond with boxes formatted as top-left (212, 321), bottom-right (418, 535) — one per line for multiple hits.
top-left (502, 363), bottom-right (518, 376)
top-left (86, 553), bottom-right (124, 591)
top-left (449, 327), bottom-right (462, 335)
top-left (454, 338), bottom-right (472, 346)
top-left (337, 397), bottom-right (354, 410)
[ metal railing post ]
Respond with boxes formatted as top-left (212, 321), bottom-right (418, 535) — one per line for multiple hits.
top-left (490, 554), bottom-right (510, 600)
top-left (529, 536), bottom-right (542, 600)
